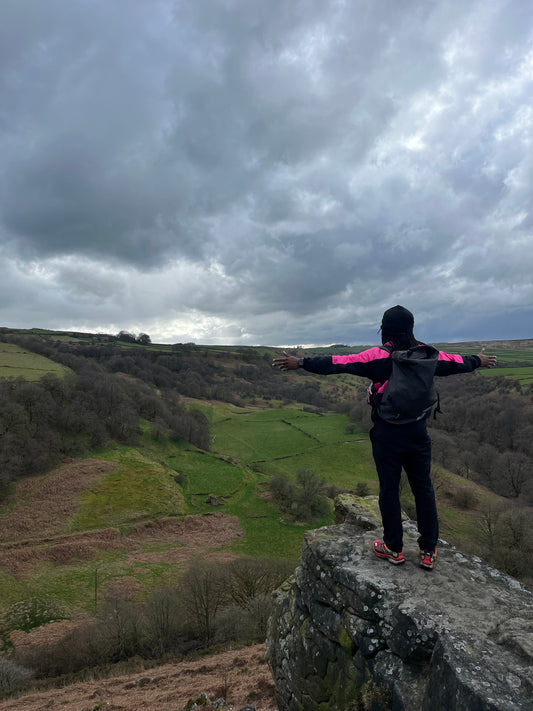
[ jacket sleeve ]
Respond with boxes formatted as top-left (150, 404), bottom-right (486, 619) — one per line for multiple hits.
top-left (435, 352), bottom-right (481, 376)
top-left (301, 346), bottom-right (389, 378)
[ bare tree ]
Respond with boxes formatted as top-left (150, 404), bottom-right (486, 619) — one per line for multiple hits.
top-left (478, 501), bottom-right (505, 550)
top-left (226, 558), bottom-right (293, 608)
top-left (144, 586), bottom-right (183, 656)
top-left (96, 597), bottom-right (143, 661)
top-left (499, 452), bottom-right (532, 498)
top-left (499, 508), bottom-right (530, 547)
top-left (0, 657), bottom-right (32, 693)
top-left (179, 559), bottom-right (227, 642)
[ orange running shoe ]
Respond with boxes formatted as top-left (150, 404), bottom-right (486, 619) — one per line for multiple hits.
top-left (372, 540), bottom-right (405, 565)
top-left (419, 549), bottom-right (437, 570)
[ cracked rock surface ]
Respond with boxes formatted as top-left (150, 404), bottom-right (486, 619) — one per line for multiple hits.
top-left (266, 495), bottom-right (533, 711)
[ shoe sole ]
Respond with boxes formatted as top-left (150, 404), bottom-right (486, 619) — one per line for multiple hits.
top-left (382, 556), bottom-right (405, 565)
top-left (373, 548), bottom-right (405, 565)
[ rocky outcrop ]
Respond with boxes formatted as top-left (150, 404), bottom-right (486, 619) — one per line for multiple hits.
top-left (266, 495), bottom-right (533, 711)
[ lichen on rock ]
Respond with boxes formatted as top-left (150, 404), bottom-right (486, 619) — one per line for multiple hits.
top-left (266, 495), bottom-right (533, 711)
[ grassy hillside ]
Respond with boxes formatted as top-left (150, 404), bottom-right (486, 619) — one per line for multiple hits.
top-left (0, 342), bottom-right (71, 381)
top-left (441, 342), bottom-right (533, 386)
top-left (478, 365), bottom-right (533, 386)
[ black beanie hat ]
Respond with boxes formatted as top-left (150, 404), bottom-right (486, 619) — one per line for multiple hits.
top-left (381, 305), bottom-right (414, 333)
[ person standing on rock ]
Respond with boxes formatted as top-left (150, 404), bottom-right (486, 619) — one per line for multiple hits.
top-left (272, 305), bottom-right (497, 570)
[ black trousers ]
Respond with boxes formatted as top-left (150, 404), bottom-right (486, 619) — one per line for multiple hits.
top-left (370, 418), bottom-right (438, 553)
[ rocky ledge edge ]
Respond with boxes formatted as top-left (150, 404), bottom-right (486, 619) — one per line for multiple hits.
top-left (266, 494), bottom-right (533, 711)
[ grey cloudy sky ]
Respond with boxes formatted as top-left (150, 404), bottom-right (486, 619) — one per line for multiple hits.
top-left (1, 0), bottom-right (532, 346)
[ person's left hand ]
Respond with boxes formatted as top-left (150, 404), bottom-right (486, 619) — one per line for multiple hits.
top-left (477, 347), bottom-right (497, 368)
top-left (272, 351), bottom-right (300, 371)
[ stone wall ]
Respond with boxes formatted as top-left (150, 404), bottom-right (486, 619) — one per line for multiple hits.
top-left (266, 495), bottom-right (533, 711)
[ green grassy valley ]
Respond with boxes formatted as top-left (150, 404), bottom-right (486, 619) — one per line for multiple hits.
top-left (0, 405), bottom-right (516, 614)
top-left (0, 397), bottom-right (524, 615)
top-left (0, 407), bottom-right (364, 614)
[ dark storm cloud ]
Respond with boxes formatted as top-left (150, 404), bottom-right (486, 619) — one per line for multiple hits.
top-left (0, 0), bottom-right (531, 343)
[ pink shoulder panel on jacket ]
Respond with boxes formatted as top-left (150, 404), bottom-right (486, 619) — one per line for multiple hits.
top-left (438, 351), bottom-right (464, 363)
top-left (332, 347), bottom-right (388, 365)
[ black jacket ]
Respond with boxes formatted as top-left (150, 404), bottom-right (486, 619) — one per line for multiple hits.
top-left (301, 344), bottom-right (481, 397)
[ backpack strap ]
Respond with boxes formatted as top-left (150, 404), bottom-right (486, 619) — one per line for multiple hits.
top-left (367, 345), bottom-right (392, 420)
top-left (433, 391), bottom-right (442, 419)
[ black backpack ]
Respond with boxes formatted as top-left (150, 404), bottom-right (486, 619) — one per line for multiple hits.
top-left (375, 344), bottom-right (439, 424)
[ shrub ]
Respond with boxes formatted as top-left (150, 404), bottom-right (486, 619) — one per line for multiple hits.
top-left (15, 620), bottom-right (101, 677)
top-left (355, 482), bottom-right (369, 497)
top-left (2, 598), bottom-right (65, 634)
top-left (18, 598), bottom-right (151, 678)
top-left (268, 469), bottom-right (329, 523)
top-left (226, 557), bottom-right (294, 608)
top-left (299, 471), bottom-right (329, 520)
top-left (454, 487), bottom-right (478, 510)
top-left (325, 484), bottom-right (340, 499)
top-left (490, 547), bottom-right (530, 580)
top-left (240, 594), bottom-right (276, 640)
top-left (268, 474), bottom-right (296, 507)
top-left (0, 656), bottom-right (32, 693)
top-left (216, 594), bottom-right (274, 644)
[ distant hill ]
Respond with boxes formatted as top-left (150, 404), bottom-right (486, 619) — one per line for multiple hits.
top-left (434, 338), bottom-right (533, 351)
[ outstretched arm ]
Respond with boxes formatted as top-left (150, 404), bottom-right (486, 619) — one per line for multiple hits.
top-left (477, 347), bottom-right (498, 369)
top-left (273, 346), bottom-right (391, 377)
top-left (272, 351), bottom-right (301, 371)
top-left (437, 346), bottom-right (498, 375)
